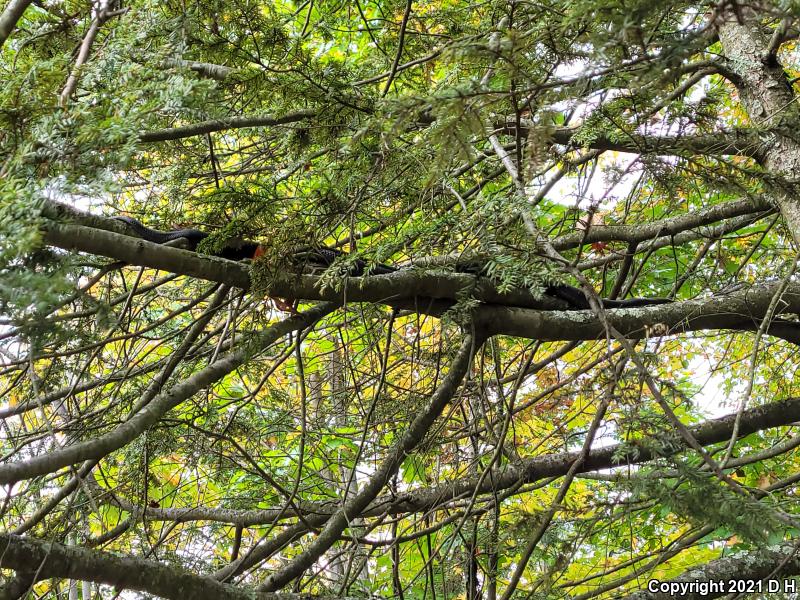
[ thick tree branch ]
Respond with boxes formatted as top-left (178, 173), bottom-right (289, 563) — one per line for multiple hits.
top-left (98, 397), bottom-right (800, 551)
top-left (369, 395), bottom-right (800, 520)
top-left (575, 211), bottom-right (773, 271)
top-left (502, 124), bottom-right (765, 159)
top-left (44, 220), bottom-right (567, 310)
top-left (39, 202), bottom-right (800, 345)
top-left (0, 568), bottom-right (35, 600)
top-left (0, 533), bottom-right (362, 600)
top-left (622, 543), bottom-right (800, 600)
top-left (135, 110), bottom-right (763, 161)
top-left (0, 0), bottom-right (32, 48)
top-left (476, 282), bottom-right (800, 344)
top-left (552, 197), bottom-right (771, 250)
top-left (138, 110), bottom-right (317, 143)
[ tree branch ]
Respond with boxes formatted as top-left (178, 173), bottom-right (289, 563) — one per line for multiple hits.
top-left (499, 124), bottom-right (765, 159)
top-left (0, 0), bottom-right (33, 49)
top-left (163, 59), bottom-right (235, 80)
top-left (39, 202), bottom-right (800, 345)
top-left (138, 110), bottom-right (317, 143)
top-left (552, 197), bottom-right (771, 250)
top-left (0, 533), bottom-right (363, 600)
top-left (477, 284), bottom-right (800, 345)
top-left (621, 543), bottom-right (800, 600)
top-left (92, 396), bottom-right (800, 558)
top-left (368, 395), bottom-right (800, 520)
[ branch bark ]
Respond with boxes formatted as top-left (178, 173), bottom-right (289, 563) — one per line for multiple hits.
top-left (476, 284), bottom-right (800, 345)
top-left (163, 59), bottom-right (234, 80)
top-left (507, 124), bottom-right (766, 159)
top-left (622, 543), bottom-right (800, 600)
top-left (0, 0), bottom-right (32, 48)
top-left (95, 397), bottom-right (800, 552)
top-left (39, 201), bottom-right (800, 346)
top-left (138, 110), bottom-right (317, 143)
top-left (133, 109), bottom-right (764, 162)
top-left (551, 197), bottom-right (771, 250)
top-left (0, 533), bottom-right (363, 600)
top-left (717, 9), bottom-right (800, 246)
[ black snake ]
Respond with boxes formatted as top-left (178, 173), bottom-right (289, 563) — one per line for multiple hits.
top-left (115, 216), bottom-right (671, 309)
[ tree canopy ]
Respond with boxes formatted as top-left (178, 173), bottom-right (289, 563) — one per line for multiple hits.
top-left (4, 0), bottom-right (800, 598)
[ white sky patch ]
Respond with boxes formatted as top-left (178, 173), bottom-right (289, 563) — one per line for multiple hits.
top-left (687, 356), bottom-right (735, 419)
top-left (543, 151), bottom-right (643, 208)
top-left (541, 47), bottom-right (714, 209)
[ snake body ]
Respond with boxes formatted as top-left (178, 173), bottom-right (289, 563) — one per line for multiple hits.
top-left (115, 216), bottom-right (671, 309)
top-left (115, 216), bottom-right (397, 274)
top-left (115, 216), bottom-right (209, 246)
top-left (545, 284), bottom-right (672, 310)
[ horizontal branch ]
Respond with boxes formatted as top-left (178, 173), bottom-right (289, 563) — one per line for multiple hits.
top-left (622, 543), bottom-right (800, 600)
top-left (0, 533), bottom-right (361, 600)
top-left (45, 221), bottom-right (253, 288)
top-left (101, 397), bottom-right (800, 526)
top-left (476, 282), bottom-right (800, 344)
top-left (138, 110), bottom-right (316, 143)
top-left (133, 106), bottom-right (761, 164)
top-left (576, 211), bottom-right (774, 271)
top-left (163, 59), bottom-right (235, 80)
top-left (40, 201), bottom-right (800, 345)
top-left (368, 395), bottom-right (800, 518)
top-left (40, 209), bottom-right (565, 312)
top-left (501, 123), bottom-right (765, 159)
top-left (552, 197), bottom-right (772, 250)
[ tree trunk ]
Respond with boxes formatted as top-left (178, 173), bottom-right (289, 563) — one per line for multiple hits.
top-left (717, 10), bottom-right (800, 246)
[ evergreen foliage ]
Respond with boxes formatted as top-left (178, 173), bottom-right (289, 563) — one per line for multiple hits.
top-left (3, 0), bottom-right (800, 598)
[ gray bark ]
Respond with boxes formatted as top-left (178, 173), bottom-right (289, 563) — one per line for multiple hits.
top-left (38, 201), bottom-right (800, 346)
top-left (0, 0), bottom-right (33, 48)
top-left (0, 533), bottom-right (367, 600)
top-left (622, 544), bottom-right (800, 600)
top-left (717, 10), bottom-right (800, 246)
